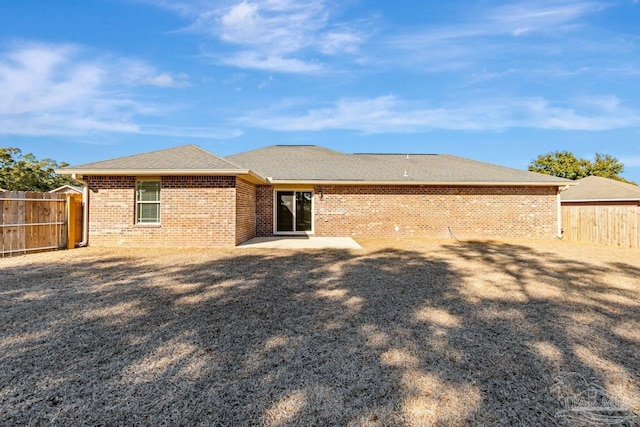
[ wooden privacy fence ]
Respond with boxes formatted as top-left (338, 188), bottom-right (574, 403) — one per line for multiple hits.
top-left (0, 191), bottom-right (83, 257)
top-left (562, 204), bottom-right (640, 249)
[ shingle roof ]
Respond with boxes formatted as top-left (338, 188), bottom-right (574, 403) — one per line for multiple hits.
top-left (61, 145), bottom-right (245, 173)
top-left (226, 145), bottom-right (570, 184)
top-left (59, 143), bottom-right (571, 185)
top-left (561, 175), bottom-right (640, 201)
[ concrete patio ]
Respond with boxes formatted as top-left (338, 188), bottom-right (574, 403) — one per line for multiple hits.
top-left (237, 236), bottom-right (363, 249)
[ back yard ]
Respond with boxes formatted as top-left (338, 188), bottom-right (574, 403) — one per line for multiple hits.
top-left (1, 240), bottom-right (639, 426)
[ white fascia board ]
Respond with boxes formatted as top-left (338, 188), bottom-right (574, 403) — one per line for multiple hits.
top-left (267, 180), bottom-right (571, 186)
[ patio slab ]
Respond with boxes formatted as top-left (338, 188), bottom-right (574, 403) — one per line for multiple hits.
top-left (237, 236), bottom-right (362, 249)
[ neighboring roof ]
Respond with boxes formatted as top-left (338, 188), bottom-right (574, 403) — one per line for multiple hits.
top-left (49, 185), bottom-right (82, 194)
top-left (561, 175), bottom-right (640, 202)
top-left (226, 145), bottom-right (571, 185)
top-left (57, 145), bottom-right (266, 183)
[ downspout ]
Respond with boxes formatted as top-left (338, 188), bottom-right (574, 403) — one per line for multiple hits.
top-left (557, 185), bottom-right (570, 239)
top-left (73, 174), bottom-right (89, 247)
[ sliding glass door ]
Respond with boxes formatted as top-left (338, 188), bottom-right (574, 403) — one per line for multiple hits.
top-left (275, 190), bottom-right (313, 234)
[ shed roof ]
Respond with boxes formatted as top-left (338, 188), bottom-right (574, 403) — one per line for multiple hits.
top-left (561, 175), bottom-right (640, 201)
top-left (226, 145), bottom-right (570, 185)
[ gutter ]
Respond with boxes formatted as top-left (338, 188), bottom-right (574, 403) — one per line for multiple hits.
top-left (267, 179), bottom-right (574, 186)
top-left (57, 169), bottom-right (268, 184)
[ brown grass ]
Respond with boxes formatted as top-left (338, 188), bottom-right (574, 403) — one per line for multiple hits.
top-left (1, 239), bottom-right (639, 426)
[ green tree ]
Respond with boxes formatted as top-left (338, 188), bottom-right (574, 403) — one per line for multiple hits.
top-left (0, 147), bottom-right (80, 191)
top-left (588, 153), bottom-right (625, 180)
top-left (528, 151), bottom-right (637, 185)
top-left (527, 151), bottom-right (590, 180)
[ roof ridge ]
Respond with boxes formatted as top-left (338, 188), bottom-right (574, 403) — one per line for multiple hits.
top-left (190, 145), bottom-right (248, 169)
top-left (227, 144), bottom-right (345, 158)
top-left (353, 153), bottom-right (439, 156)
top-left (216, 154), bottom-right (248, 169)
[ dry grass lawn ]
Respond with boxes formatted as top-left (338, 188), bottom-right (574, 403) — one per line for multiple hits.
top-left (1, 239), bottom-right (639, 426)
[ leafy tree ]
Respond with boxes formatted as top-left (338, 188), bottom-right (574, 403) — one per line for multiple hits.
top-left (528, 151), bottom-right (590, 180)
top-left (588, 153), bottom-right (625, 180)
top-left (528, 151), bottom-right (637, 185)
top-left (0, 147), bottom-right (80, 191)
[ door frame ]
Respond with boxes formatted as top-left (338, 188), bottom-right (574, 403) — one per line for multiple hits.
top-left (273, 189), bottom-right (315, 235)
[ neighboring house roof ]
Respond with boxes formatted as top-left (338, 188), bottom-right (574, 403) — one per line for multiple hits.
top-left (58, 144), bottom-right (571, 186)
top-left (561, 175), bottom-right (640, 202)
top-left (49, 185), bottom-right (83, 194)
top-left (57, 145), bottom-right (266, 183)
top-left (226, 145), bottom-right (571, 185)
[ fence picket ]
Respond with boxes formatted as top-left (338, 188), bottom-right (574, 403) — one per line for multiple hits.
top-left (562, 204), bottom-right (640, 249)
top-left (0, 191), bottom-right (75, 256)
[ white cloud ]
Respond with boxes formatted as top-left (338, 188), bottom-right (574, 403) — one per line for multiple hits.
top-left (152, 0), bottom-right (369, 73)
top-left (137, 125), bottom-right (242, 139)
top-left (0, 42), bottom-right (234, 139)
top-left (237, 95), bottom-right (640, 133)
top-left (489, 1), bottom-right (606, 36)
top-left (218, 51), bottom-right (324, 73)
top-left (385, 0), bottom-right (609, 71)
top-left (116, 61), bottom-right (190, 88)
top-left (140, 72), bottom-right (189, 88)
top-left (320, 30), bottom-right (363, 55)
top-left (211, 0), bottom-right (327, 54)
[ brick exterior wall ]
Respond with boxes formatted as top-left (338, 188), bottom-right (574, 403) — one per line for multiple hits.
top-left (87, 179), bottom-right (559, 246)
top-left (86, 175), bottom-right (239, 247)
top-left (235, 178), bottom-right (256, 245)
top-left (256, 184), bottom-right (559, 239)
top-left (314, 185), bottom-right (558, 238)
top-left (256, 185), bottom-right (274, 236)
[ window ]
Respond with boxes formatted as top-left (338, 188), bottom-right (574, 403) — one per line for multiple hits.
top-left (136, 181), bottom-right (160, 224)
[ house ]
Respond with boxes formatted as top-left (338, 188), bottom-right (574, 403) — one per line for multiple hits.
top-left (49, 184), bottom-right (83, 195)
top-left (58, 144), bottom-right (571, 248)
top-left (561, 175), bottom-right (640, 248)
top-left (560, 175), bottom-right (640, 206)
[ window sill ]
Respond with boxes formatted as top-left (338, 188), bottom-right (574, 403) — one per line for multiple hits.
top-left (134, 223), bottom-right (161, 228)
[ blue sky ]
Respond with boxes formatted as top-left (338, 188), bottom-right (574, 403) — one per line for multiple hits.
top-left (1, 0), bottom-right (640, 182)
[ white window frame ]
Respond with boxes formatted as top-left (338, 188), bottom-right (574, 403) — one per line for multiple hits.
top-left (273, 189), bottom-right (314, 235)
top-left (136, 180), bottom-right (161, 225)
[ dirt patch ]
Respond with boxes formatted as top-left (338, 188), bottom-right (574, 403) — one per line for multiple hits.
top-left (1, 239), bottom-right (639, 425)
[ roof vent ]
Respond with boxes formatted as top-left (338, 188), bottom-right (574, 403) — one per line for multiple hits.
top-left (403, 170), bottom-right (409, 177)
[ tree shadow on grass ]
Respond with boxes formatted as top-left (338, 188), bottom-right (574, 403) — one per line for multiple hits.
top-left (0, 243), bottom-right (638, 426)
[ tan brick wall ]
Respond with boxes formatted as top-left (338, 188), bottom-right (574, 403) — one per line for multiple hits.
top-left (235, 178), bottom-right (256, 245)
top-left (256, 185), bottom-right (274, 236)
top-left (87, 179), bottom-right (560, 246)
top-left (86, 175), bottom-right (237, 247)
top-left (313, 185), bottom-right (559, 239)
top-left (255, 184), bottom-right (559, 239)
